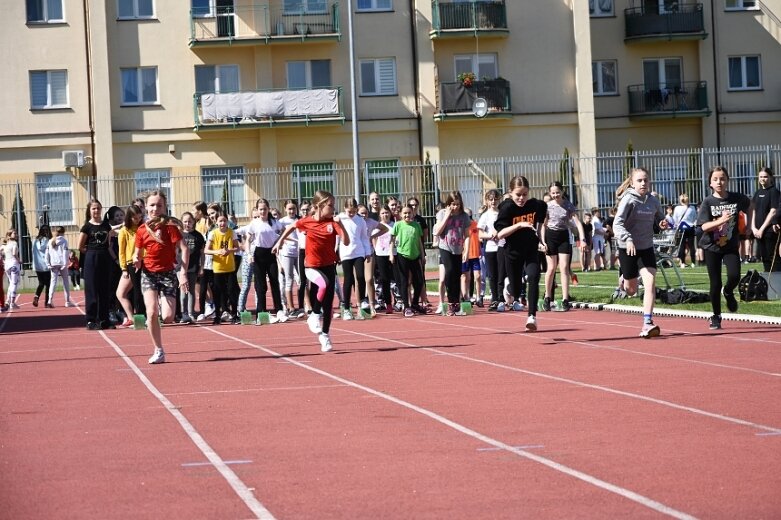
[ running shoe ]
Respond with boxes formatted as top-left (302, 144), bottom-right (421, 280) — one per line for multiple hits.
top-left (561, 299), bottom-right (571, 311)
top-left (542, 297), bottom-right (552, 312)
top-left (65, 301), bottom-right (77, 308)
top-left (403, 307), bottom-right (414, 317)
top-left (639, 321), bottom-right (660, 338)
top-left (318, 333), bottom-right (333, 353)
top-left (45, 302), bottom-right (55, 309)
top-left (488, 301), bottom-right (499, 312)
top-left (119, 318), bottom-right (134, 328)
top-left (722, 288), bottom-right (738, 313)
top-left (360, 298), bottom-right (371, 312)
top-left (342, 308), bottom-right (353, 320)
top-left (148, 349), bottom-right (166, 364)
top-left (307, 312), bottom-right (322, 334)
top-left (708, 315), bottom-right (722, 330)
top-left (32, 296), bottom-right (39, 307)
top-left (512, 300), bottom-right (525, 312)
top-left (496, 302), bottom-right (507, 312)
top-left (525, 315), bottom-right (537, 332)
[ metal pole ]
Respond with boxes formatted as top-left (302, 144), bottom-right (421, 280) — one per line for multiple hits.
top-left (347, 0), bottom-right (361, 201)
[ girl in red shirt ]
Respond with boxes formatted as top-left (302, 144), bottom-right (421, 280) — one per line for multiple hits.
top-left (274, 190), bottom-right (348, 353)
top-left (133, 191), bottom-right (190, 364)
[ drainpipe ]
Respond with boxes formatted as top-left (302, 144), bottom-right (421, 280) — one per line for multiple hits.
top-left (409, 0), bottom-right (423, 162)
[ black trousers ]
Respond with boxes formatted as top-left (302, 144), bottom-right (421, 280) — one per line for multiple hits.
top-left (704, 249), bottom-right (741, 316)
top-left (35, 271), bottom-right (51, 298)
top-left (341, 257), bottom-right (366, 307)
top-left (396, 255), bottom-right (424, 307)
top-left (83, 250), bottom-right (112, 324)
top-left (253, 247), bottom-right (283, 313)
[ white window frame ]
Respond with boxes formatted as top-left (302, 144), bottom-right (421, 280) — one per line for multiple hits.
top-left (192, 0), bottom-right (215, 17)
top-left (725, 0), bottom-right (758, 10)
top-left (359, 58), bottom-right (397, 96)
top-left (284, 0), bottom-right (327, 15)
top-left (202, 166), bottom-right (247, 217)
top-left (121, 67), bottom-right (159, 106)
top-left (356, 0), bottom-right (392, 12)
top-left (30, 70), bottom-right (69, 109)
top-left (195, 64), bottom-right (240, 94)
top-left (589, 0), bottom-right (613, 17)
top-left (35, 172), bottom-right (74, 226)
top-left (592, 60), bottom-right (618, 96)
top-left (26, 0), bottom-right (65, 23)
top-left (642, 57), bottom-right (682, 90)
top-left (286, 60), bottom-right (331, 89)
top-left (727, 55), bottom-right (761, 90)
top-left (454, 54), bottom-right (498, 81)
top-left (134, 170), bottom-right (173, 207)
top-left (117, 0), bottom-right (155, 19)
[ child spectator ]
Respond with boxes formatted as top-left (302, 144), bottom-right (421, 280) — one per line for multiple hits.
top-left (179, 212), bottom-right (205, 324)
top-left (32, 225), bottom-right (52, 308)
top-left (68, 251), bottom-right (81, 290)
top-left (46, 226), bottom-right (76, 308)
top-left (392, 205), bottom-right (427, 316)
top-left (205, 213), bottom-right (240, 325)
top-left (433, 191), bottom-right (471, 316)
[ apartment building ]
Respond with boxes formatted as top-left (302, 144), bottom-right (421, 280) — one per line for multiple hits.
top-left (0, 0), bottom-right (778, 227)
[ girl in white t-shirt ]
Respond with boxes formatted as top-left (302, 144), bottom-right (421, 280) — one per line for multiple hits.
top-left (2, 229), bottom-right (21, 309)
top-left (373, 206), bottom-right (395, 313)
top-left (477, 190), bottom-right (501, 309)
top-left (278, 200), bottom-right (302, 317)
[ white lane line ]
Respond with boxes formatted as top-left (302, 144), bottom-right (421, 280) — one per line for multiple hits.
top-left (205, 327), bottom-right (696, 520)
top-left (167, 384), bottom-right (347, 396)
top-left (0, 345), bottom-right (104, 355)
top-left (97, 331), bottom-right (275, 520)
top-left (341, 327), bottom-right (781, 435)
top-left (182, 459), bottom-right (253, 468)
top-left (442, 317), bottom-right (781, 378)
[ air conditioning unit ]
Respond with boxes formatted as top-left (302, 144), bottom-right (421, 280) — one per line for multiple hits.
top-left (63, 150), bottom-right (85, 168)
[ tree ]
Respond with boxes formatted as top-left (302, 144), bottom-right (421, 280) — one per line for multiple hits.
top-left (11, 188), bottom-right (31, 270)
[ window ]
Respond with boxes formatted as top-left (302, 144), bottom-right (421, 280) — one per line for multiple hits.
top-left (292, 163), bottom-right (334, 200)
top-left (589, 0), bottom-right (613, 16)
top-left (118, 0), bottom-right (154, 19)
top-left (725, 0), bottom-right (757, 10)
top-left (121, 67), bottom-right (158, 105)
top-left (135, 170), bottom-right (172, 206)
top-left (592, 61), bottom-right (617, 95)
top-left (357, 0), bottom-right (391, 11)
top-left (26, 0), bottom-right (64, 23)
top-left (728, 56), bottom-right (761, 90)
top-left (360, 58), bottom-right (397, 96)
top-left (195, 65), bottom-right (240, 93)
top-left (202, 167), bottom-right (246, 216)
top-left (192, 0), bottom-right (213, 17)
top-left (365, 159), bottom-right (400, 197)
top-left (284, 0), bottom-right (326, 14)
top-left (287, 60), bottom-right (331, 89)
top-left (643, 57), bottom-right (682, 90)
top-left (30, 70), bottom-right (68, 109)
top-left (454, 54), bottom-right (498, 81)
top-left (36, 173), bottom-right (73, 226)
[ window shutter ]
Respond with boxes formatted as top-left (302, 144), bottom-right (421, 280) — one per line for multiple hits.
top-left (378, 59), bottom-right (396, 95)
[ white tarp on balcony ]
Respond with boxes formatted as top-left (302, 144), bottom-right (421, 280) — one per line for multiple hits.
top-left (201, 89), bottom-right (339, 122)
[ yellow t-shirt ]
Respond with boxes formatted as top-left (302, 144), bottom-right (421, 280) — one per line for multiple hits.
top-left (209, 227), bottom-right (236, 274)
top-left (118, 226), bottom-right (138, 267)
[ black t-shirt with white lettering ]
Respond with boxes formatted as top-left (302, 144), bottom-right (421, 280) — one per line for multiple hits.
top-left (80, 221), bottom-right (111, 252)
top-left (696, 192), bottom-right (751, 253)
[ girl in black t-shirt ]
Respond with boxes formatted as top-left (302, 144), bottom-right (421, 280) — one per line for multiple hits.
top-left (78, 199), bottom-right (114, 330)
top-left (494, 176), bottom-right (547, 332)
top-left (696, 166), bottom-right (753, 330)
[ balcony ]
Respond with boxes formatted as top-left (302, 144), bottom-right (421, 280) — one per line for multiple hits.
top-left (434, 79), bottom-right (511, 121)
top-left (430, 0), bottom-right (509, 39)
top-left (625, 3), bottom-right (707, 42)
top-left (627, 81), bottom-right (710, 118)
top-left (194, 87), bottom-right (345, 130)
top-left (189, 2), bottom-right (340, 47)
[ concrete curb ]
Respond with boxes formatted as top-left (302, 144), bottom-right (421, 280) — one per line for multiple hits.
top-left (570, 301), bottom-right (781, 326)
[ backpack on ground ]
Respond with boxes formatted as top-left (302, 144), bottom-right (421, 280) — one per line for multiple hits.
top-left (738, 270), bottom-right (768, 302)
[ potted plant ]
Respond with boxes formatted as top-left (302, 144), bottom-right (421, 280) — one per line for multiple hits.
top-left (457, 72), bottom-right (476, 88)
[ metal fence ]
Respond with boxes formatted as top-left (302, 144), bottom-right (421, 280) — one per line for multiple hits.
top-left (2, 144), bottom-right (778, 269)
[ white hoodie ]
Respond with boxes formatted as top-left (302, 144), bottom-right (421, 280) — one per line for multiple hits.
top-left (46, 236), bottom-right (70, 269)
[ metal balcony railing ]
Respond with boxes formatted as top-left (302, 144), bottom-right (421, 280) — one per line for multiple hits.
top-left (190, 2), bottom-right (340, 45)
top-left (625, 3), bottom-right (706, 41)
top-left (437, 79), bottom-right (511, 117)
top-left (193, 87), bottom-right (344, 129)
top-left (430, 0), bottom-right (508, 37)
top-left (627, 81), bottom-right (709, 116)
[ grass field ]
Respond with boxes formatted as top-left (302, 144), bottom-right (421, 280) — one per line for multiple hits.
top-left (427, 262), bottom-right (781, 317)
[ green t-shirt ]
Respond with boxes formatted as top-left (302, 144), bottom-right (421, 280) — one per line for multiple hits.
top-left (391, 220), bottom-right (423, 260)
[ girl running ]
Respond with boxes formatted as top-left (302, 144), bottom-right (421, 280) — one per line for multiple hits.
top-left (32, 225), bottom-right (52, 308)
top-left (433, 191), bottom-right (471, 316)
top-left (697, 166), bottom-right (753, 330)
top-left (3, 229), bottom-right (21, 310)
top-left (612, 167), bottom-right (668, 337)
top-left (541, 181), bottom-right (586, 311)
top-left (274, 190), bottom-right (348, 352)
top-left (116, 205), bottom-right (144, 327)
top-left (46, 226), bottom-right (75, 308)
top-left (494, 176), bottom-right (547, 332)
top-left (78, 200), bottom-right (114, 330)
top-left (133, 191), bottom-right (190, 364)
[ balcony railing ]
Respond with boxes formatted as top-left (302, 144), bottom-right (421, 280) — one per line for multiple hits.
top-left (190, 2), bottom-right (340, 46)
top-left (194, 87), bottom-right (345, 129)
top-left (430, 0), bottom-right (508, 38)
top-left (625, 3), bottom-right (707, 41)
top-left (435, 79), bottom-right (511, 120)
top-left (627, 81), bottom-right (710, 117)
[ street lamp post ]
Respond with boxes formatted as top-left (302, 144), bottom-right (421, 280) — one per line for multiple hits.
top-left (347, 0), bottom-right (361, 201)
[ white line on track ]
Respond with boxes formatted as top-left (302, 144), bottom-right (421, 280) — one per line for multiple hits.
top-left (205, 326), bottom-right (697, 520)
top-left (341, 326), bottom-right (781, 435)
top-left (0, 345), bottom-right (104, 355)
top-left (167, 384), bottom-right (347, 396)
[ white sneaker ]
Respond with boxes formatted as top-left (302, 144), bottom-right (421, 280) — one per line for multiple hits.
top-left (204, 302), bottom-right (215, 318)
top-left (496, 302), bottom-right (507, 312)
top-left (318, 333), bottom-right (332, 352)
top-left (221, 311), bottom-right (231, 321)
top-left (512, 300), bottom-right (525, 312)
top-left (148, 349), bottom-right (166, 364)
top-left (525, 315), bottom-right (537, 332)
top-left (360, 299), bottom-right (371, 312)
top-left (65, 301), bottom-right (77, 308)
top-left (74, 285), bottom-right (81, 291)
top-left (276, 310), bottom-right (288, 323)
top-left (307, 312), bottom-right (322, 334)
top-left (342, 308), bottom-right (353, 320)
top-left (196, 313), bottom-right (206, 322)
top-left (10, 302), bottom-right (21, 310)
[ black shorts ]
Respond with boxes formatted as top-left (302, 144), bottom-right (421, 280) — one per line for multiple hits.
top-left (545, 228), bottom-right (572, 256)
top-left (618, 247), bottom-right (656, 279)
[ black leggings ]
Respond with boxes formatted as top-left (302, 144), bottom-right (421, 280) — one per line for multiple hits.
top-left (484, 251), bottom-right (499, 303)
top-left (253, 247), bottom-right (283, 313)
top-left (757, 231), bottom-right (781, 272)
top-left (439, 249), bottom-right (462, 304)
top-left (341, 257), bottom-right (366, 307)
top-left (396, 255), bottom-right (424, 307)
top-left (308, 264), bottom-right (337, 334)
top-left (375, 255), bottom-right (393, 306)
top-left (298, 250), bottom-right (307, 309)
top-left (506, 252), bottom-right (541, 315)
top-left (213, 271), bottom-right (238, 318)
top-left (35, 271), bottom-right (51, 298)
top-left (704, 249), bottom-right (741, 316)
top-left (199, 269), bottom-right (214, 315)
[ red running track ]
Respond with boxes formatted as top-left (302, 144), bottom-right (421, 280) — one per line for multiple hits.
top-left (1, 295), bottom-right (780, 519)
